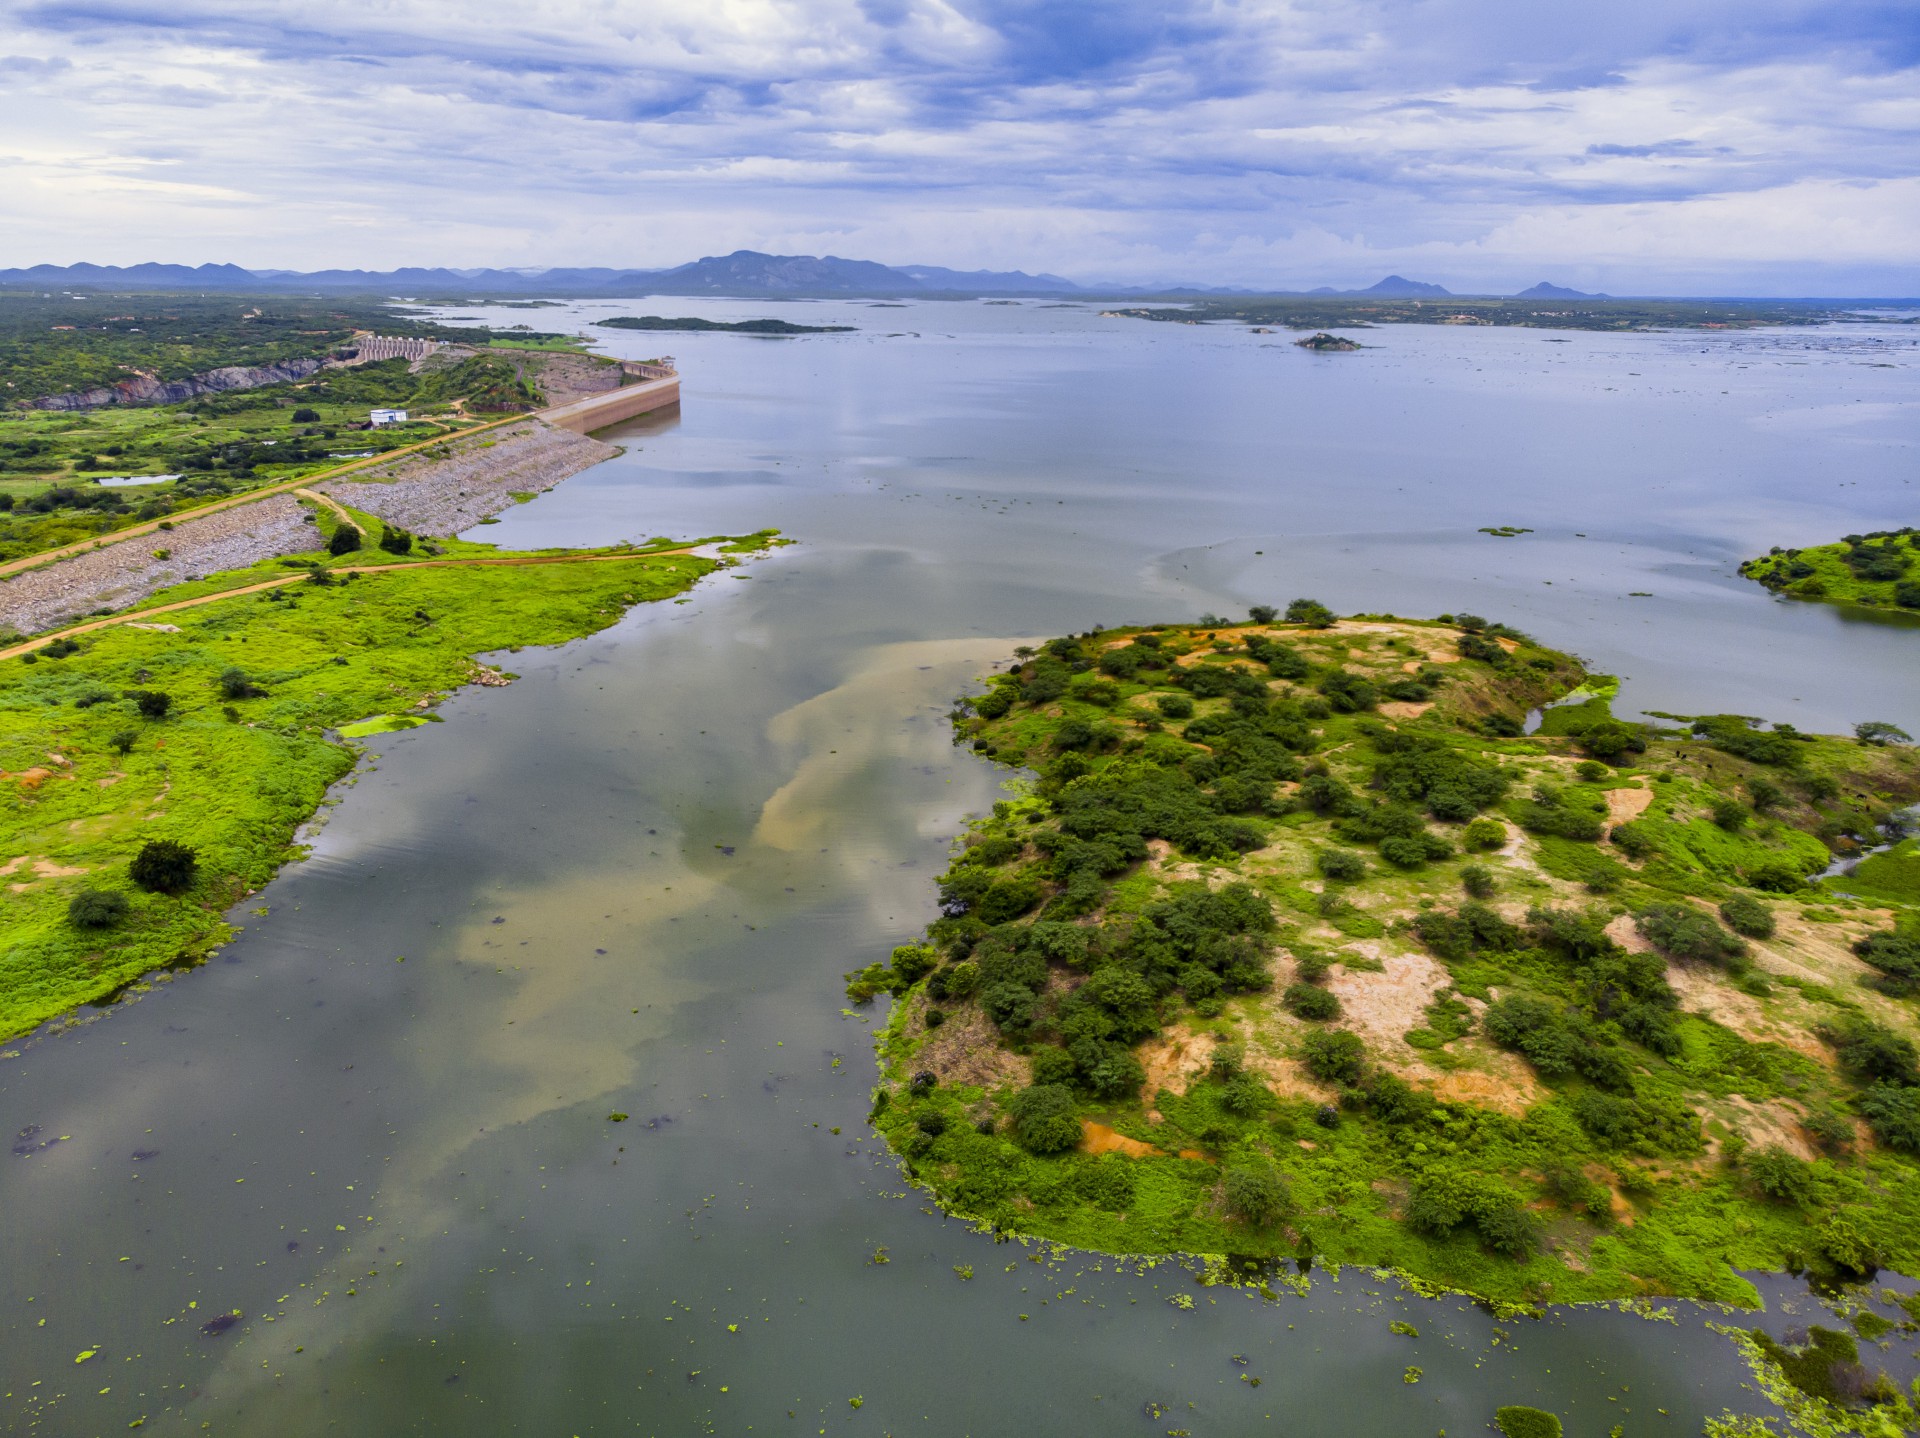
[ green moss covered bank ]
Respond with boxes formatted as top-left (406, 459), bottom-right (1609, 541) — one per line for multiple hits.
top-left (0, 530), bottom-right (779, 1039)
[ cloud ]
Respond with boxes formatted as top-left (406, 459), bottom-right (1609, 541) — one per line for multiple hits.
top-left (0, 0), bottom-right (1914, 291)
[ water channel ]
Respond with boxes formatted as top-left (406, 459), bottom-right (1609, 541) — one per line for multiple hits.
top-left (3, 302), bottom-right (1918, 1435)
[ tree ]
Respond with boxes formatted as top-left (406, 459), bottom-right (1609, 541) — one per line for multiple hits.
top-left (291, 407), bottom-right (321, 423)
top-left (1224, 1164), bottom-right (1290, 1226)
top-left (217, 667), bottom-right (266, 700)
top-left (130, 839), bottom-right (198, 895)
top-left (129, 689), bottom-right (172, 720)
top-left (378, 525), bottom-right (414, 555)
top-left (1317, 848), bottom-right (1365, 882)
top-left (1285, 597), bottom-right (1335, 628)
top-left (1301, 1028), bottom-right (1365, 1084)
top-left (1856, 721), bottom-right (1913, 747)
top-left (68, 889), bottom-right (129, 928)
top-left (1008, 1083), bottom-right (1081, 1154)
top-left (328, 522), bottom-right (363, 556)
top-left (109, 729), bottom-right (137, 756)
top-left (1283, 983), bottom-right (1340, 1020)
top-left (1247, 605), bottom-right (1277, 624)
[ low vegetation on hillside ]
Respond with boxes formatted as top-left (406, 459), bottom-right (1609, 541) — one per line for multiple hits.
top-left (852, 607), bottom-right (1920, 1333)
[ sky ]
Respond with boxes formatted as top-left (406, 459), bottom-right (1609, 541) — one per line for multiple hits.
top-left (0, 0), bottom-right (1916, 294)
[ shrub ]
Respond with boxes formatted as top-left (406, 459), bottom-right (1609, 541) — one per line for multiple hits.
top-left (1710, 797), bottom-right (1749, 831)
top-left (1610, 822), bottom-right (1654, 859)
top-left (1463, 817), bottom-right (1506, 851)
top-left (1301, 1028), bottom-right (1365, 1085)
top-left (1407, 1169), bottom-right (1536, 1256)
top-left (1008, 1084), bottom-right (1082, 1154)
top-left (291, 407), bottom-right (321, 422)
top-left (1746, 1145), bottom-right (1815, 1205)
top-left (1859, 1083), bottom-right (1920, 1152)
top-left (130, 689), bottom-right (172, 720)
top-left (378, 525), bottom-right (414, 555)
top-left (1378, 834), bottom-right (1438, 868)
top-left (328, 522), bottom-right (363, 556)
top-left (914, 1110), bottom-right (949, 1137)
top-left (1221, 1072), bottom-right (1270, 1116)
top-left (1820, 1018), bottom-right (1918, 1085)
top-left (1803, 1110), bottom-right (1852, 1155)
top-left (216, 667), bottom-right (266, 700)
top-left (1633, 903), bottom-right (1747, 965)
top-left (68, 889), bottom-right (130, 928)
top-left (1719, 894), bottom-right (1776, 939)
top-left (1317, 848), bottom-right (1365, 882)
top-left (1317, 669), bottom-right (1377, 713)
top-left (1494, 1408), bottom-right (1563, 1438)
top-left (129, 839), bottom-right (198, 895)
top-left (109, 729), bottom-right (138, 756)
top-left (1283, 983), bottom-right (1340, 1020)
top-left (1074, 1153), bottom-right (1137, 1209)
top-left (1224, 1164), bottom-right (1290, 1226)
top-left (1460, 863), bottom-right (1496, 898)
top-left (1574, 760), bottom-right (1609, 783)
top-left (1155, 693), bottom-right (1194, 720)
top-left (1853, 926), bottom-right (1920, 991)
top-left (1285, 598), bottom-right (1335, 628)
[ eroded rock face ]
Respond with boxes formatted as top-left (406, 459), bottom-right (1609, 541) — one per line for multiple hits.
top-left (30, 359), bottom-right (325, 411)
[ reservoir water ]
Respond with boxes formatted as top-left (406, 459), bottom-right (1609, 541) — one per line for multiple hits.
top-left (3, 303), bottom-right (1917, 1435)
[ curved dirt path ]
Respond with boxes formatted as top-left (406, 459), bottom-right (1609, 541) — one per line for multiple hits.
top-left (0, 548), bottom-right (697, 662)
top-left (292, 488), bottom-right (358, 528)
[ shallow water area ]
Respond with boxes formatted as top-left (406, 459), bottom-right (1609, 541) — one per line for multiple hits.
top-left (2, 301), bottom-right (1918, 1435)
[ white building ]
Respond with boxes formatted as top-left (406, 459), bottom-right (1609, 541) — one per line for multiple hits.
top-left (369, 408), bottom-right (409, 427)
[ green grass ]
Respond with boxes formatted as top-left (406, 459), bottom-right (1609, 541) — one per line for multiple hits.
top-left (0, 534), bottom-right (748, 1038)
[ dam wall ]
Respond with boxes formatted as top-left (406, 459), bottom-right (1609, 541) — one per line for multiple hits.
top-left (541, 373), bottom-right (680, 433)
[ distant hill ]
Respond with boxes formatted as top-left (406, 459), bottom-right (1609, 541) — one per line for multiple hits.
top-left (0, 252), bottom-right (1074, 299)
top-left (1301, 275), bottom-right (1453, 298)
top-left (1516, 281), bottom-right (1606, 299)
top-left (894, 264), bottom-right (1079, 294)
top-left (1356, 274), bottom-right (1452, 297)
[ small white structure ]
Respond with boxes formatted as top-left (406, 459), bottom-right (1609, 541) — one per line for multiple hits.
top-left (369, 408), bottom-right (409, 427)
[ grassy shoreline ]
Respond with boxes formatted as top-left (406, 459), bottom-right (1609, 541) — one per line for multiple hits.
top-left (0, 528), bottom-right (780, 1039)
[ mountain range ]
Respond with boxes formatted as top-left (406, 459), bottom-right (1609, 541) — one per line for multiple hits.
top-left (0, 252), bottom-right (1597, 301)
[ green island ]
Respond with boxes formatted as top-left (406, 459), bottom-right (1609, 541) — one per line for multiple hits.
top-left (1742, 529), bottom-right (1920, 614)
top-left (594, 315), bottom-right (854, 335)
top-left (0, 501), bottom-right (779, 1040)
top-left (850, 604), bottom-right (1920, 1335)
top-left (1103, 295), bottom-right (1909, 332)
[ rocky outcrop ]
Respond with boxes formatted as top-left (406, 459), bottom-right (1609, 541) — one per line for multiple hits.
top-left (318, 420), bottom-right (617, 537)
top-left (0, 497), bottom-right (316, 634)
top-left (30, 358), bottom-right (325, 411)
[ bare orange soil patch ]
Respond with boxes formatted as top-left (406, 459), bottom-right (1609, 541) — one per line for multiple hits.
top-left (1606, 784), bottom-right (1652, 824)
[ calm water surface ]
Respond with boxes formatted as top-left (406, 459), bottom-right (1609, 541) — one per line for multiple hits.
top-left (3, 304), bottom-right (1917, 1436)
